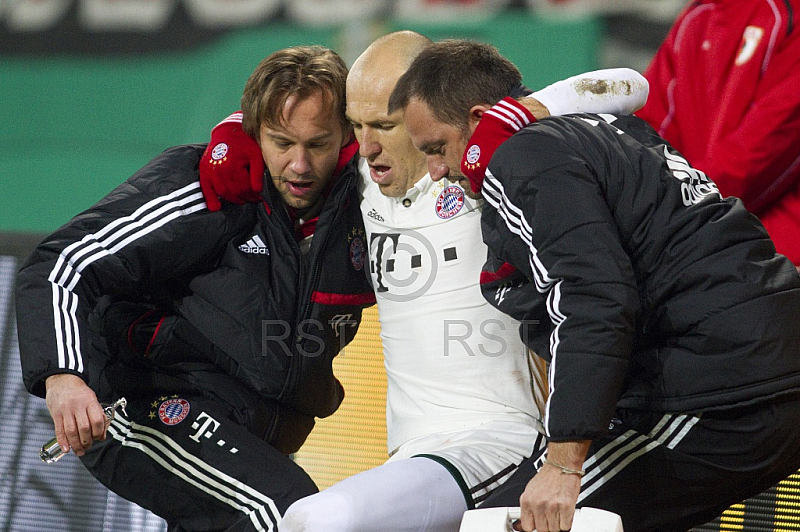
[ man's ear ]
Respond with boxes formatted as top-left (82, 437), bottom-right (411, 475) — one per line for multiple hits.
top-left (468, 104), bottom-right (492, 131)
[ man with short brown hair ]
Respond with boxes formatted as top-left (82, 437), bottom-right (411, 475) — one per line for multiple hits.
top-left (16, 45), bottom-right (374, 531)
top-left (389, 38), bottom-right (800, 532)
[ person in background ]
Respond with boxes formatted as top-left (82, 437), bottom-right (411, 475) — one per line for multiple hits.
top-left (636, 0), bottom-right (800, 271)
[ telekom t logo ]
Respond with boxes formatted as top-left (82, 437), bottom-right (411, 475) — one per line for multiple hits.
top-left (189, 412), bottom-right (220, 443)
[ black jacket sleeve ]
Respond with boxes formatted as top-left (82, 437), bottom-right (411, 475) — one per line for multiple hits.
top-left (16, 144), bottom-right (254, 398)
top-left (484, 114), bottom-right (800, 439)
top-left (483, 119), bottom-right (640, 441)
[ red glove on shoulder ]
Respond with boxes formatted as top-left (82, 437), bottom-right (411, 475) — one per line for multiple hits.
top-left (199, 112), bottom-right (265, 212)
top-left (461, 97), bottom-right (536, 193)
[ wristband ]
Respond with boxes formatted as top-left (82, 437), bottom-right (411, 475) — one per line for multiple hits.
top-left (543, 458), bottom-right (586, 477)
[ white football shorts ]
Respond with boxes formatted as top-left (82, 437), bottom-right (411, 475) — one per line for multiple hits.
top-left (387, 419), bottom-right (546, 507)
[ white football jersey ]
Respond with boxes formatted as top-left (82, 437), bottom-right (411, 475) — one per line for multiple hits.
top-left (358, 159), bottom-right (544, 452)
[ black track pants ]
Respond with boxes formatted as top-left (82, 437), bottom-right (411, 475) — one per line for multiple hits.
top-left (80, 393), bottom-right (318, 532)
top-left (482, 394), bottom-right (800, 532)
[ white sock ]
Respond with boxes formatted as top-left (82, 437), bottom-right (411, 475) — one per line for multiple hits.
top-left (280, 457), bottom-right (467, 532)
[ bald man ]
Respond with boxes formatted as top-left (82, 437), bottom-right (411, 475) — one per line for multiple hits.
top-left (271, 32), bottom-right (650, 532)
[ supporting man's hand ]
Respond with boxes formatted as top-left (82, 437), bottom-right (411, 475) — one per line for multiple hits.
top-left (45, 374), bottom-right (107, 457)
top-left (516, 440), bottom-right (590, 532)
top-left (199, 112), bottom-right (265, 211)
top-left (461, 97), bottom-right (537, 193)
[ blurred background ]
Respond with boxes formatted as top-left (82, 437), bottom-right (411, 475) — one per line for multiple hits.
top-left (0, 0), bottom-right (685, 234)
top-left (5, 1), bottom-right (790, 531)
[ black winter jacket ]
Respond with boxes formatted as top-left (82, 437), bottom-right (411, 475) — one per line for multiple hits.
top-left (479, 114), bottom-right (800, 442)
top-left (16, 144), bottom-right (375, 425)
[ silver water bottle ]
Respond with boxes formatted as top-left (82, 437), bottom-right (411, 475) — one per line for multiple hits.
top-left (40, 397), bottom-right (128, 463)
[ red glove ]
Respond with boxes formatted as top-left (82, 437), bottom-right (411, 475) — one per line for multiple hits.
top-left (199, 112), bottom-right (265, 212)
top-left (461, 97), bottom-right (536, 193)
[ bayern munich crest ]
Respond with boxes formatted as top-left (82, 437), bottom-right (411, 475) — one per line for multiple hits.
top-left (350, 237), bottom-right (365, 271)
top-left (210, 142), bottom-right (228, 161)
top-left (435, 185), bottom-right (465, 219)
top-left (465, 144), bottom-right (481, 165)
top-left (158, 398), bottom-right (190, 426)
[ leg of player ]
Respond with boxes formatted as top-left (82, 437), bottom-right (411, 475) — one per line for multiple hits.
top-left (280, 456), bottom-right (468, 532)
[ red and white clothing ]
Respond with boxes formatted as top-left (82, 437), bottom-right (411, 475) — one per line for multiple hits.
top-left (637, 0), bottom-right (800, 265)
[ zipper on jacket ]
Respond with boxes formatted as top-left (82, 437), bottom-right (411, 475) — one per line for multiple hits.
top-left (261, 181), bottom-right (306, 351)
top-left (283, 168), bottom-right (356, 402)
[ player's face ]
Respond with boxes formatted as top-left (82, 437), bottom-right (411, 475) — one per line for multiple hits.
top-left (259, 91), bottom-right (348, 212)
top-left (347, 80), bottom-right (428, 197)
top-left (402, 98), bottom-right (479, 199)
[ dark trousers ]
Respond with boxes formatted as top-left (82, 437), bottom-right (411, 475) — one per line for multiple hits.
top-left (80, 393), bottom-right (317, 532)
top-left (481, 393), bottom-right (800, 532)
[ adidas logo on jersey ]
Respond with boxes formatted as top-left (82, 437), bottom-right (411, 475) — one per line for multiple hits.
top-left (366, 208), bottom-right (385, 222)
top-left (239, 235), bottom-right (269, 255)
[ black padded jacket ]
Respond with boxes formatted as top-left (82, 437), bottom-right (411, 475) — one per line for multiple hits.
top-left (478, 114), bottom-right (800, 441)
top-left (16, 144), bottom-right (375, 427)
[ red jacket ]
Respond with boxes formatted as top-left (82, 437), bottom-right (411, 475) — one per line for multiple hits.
top-left (637, 0), bottom-right (800, 264)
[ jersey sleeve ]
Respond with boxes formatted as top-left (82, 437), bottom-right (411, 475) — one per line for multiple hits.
top-left (15, 145), bottom-right (254, 398)
top-left (482, 125), bottom-right (638, 441)
top-left (532, 68), bottom-right (649, 117)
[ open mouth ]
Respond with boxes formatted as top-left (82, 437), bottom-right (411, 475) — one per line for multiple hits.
top-left (370, 165), bottom-right (392, 184)
top-left (285, 180), bottom-right (315, 196)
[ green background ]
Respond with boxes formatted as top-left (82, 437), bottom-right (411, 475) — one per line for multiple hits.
top-left (0, 12), bottom-right (601, 233)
